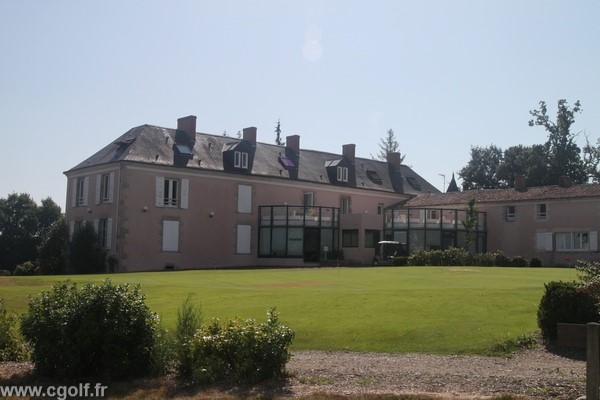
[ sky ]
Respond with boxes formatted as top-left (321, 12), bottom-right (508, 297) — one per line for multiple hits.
top-left (1, 0), bottom-right (599, 211)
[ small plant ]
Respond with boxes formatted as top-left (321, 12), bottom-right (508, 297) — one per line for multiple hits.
top-left (175, 294), bottom-right (203, 378)
top-left (393, 256), bottom-right (408, 266)
top-left (21, 279), bottom-right (160, 379)
top-left (488, 333), bottom-right (538, 356)
top-left (511, 256), bottom-right (528, 268)
top-left (0, 298), bottom-right (28, 361)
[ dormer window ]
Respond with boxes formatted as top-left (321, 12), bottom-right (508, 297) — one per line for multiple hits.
top-left (337, 166), bottom-right (348, 182)
top-left (234, 151), bottom-right (249, 169)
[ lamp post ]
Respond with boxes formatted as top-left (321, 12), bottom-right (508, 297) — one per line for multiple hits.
top-left (438, 173), bottom-right (446, 192)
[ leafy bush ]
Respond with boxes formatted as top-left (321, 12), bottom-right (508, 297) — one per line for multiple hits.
top-left (472, 252), bottom-right (495, 266)
top-left (21, 279), bottom-right (159, 379)
top-left (529, 257), bottom-right (543, 267)
top-left (428, 250), bottom-right (444, 266)
top-left (511, 256), bottom-right (528, 268)
top-left (69, 222), bottom-right (106, 274)
top-left (38, 218), bottom-right (68, 275)
top-left (407, 249), bottom-right (429, 266)
top-left (187, 308), bottom-right (294, 384)
top-left (493, 251), bottom-right (512, 267)
top-left (393, 256), bottom-right (408, 266)
top-left (176, 295), bottom-right (203, 378)
top-left (442, 247), bottom-right (470, 266)
top-left (537, 281), bottom-right (599, 341)
top-left (13, 261), bottom-right (38, 276)
top-left (0, 299), bottom-right (28, 361)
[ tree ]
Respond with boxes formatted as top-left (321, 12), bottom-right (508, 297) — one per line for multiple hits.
top-left (458, 145), bottom-right (504, 190)
top-left (496, 144), bottom-right (550, 187)
top-left (275, 119), bottom-right (283, 145)
top-left (461, 199), bottom-right (478, 251)
top-left (69, 222), bottom-right (106, 274)
top-left (529, 99), bottom-right (587, 184)
top-left (38, 216), bottom-right (68, 275)
top-left (373, 129), bottom-right (405, 162)
top-left (0, 193), bottom-right (61, 271)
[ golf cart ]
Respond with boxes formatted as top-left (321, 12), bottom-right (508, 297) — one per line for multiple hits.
top-left (372, 241), bottom-right (402, 266)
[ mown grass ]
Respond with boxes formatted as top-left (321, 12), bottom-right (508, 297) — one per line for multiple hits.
top-left (0, 266), bottom-right (577, 355)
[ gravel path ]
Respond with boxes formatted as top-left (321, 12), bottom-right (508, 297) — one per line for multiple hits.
top-left (284, 348), bottom-right (586, 399)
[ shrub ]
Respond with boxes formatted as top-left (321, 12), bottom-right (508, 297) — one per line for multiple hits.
top-left (407, 249), bottom-right (429, 266)
top-left (12, 261), bottom-right (37, 276)
top-left (529, 257), bottom-right (543, 268)
top-left (187, 308), bottom-right (294, 384)
top-left (472, 252), bottom-right (495, 267)
top-left (69, 222), bottom-right (106, 274)
top-left (428, 250), bottom-right (444, 266)
top-left (537, 281), bottom-right (599, 342)
top-left (176, 295), bottom-right (203, 378)
top-left (511, 255), bottom-right (528, 268)
top-left (442, 247), bottom-right (470, 266)
top-left (393, 256), bottom-right (408, 266)
top-left (21, 279), bottom-right (159, 379)
top-left (493, 251), bottom-right (512, 267)
top-left (38, 218), bottom-right (68, 275)
top-left (0, 299), bottom-right (28, 361)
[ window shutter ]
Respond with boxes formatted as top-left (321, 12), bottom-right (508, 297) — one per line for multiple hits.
top-left (93, 219), bottom-right (99, 233)
top-left (155, 176), bottom-right (165, 207)
top-left (106, 218), bottom-right (112, 249)
top-left (237, 185), bottom-right (252, 213)
top-left (71, 179), bottom-right (77, 207)
top-left (237, 225), bottom-right (252, 254)
top-left (69, 221), bottom-right (75, 239)
top-left (590, 231), bottom-right (598, 251)
top-left (95, 174), bottom-right (101, 205)
top-left (180, 179), bottom-right (189, 209)
top-left (536, 232), bottom-right (553, 251)
top-left (108, 172), bottom-right (115, 203)
top-left (82, 176), bottom-right (89, 206)
top-left (162, 220), bottom-right (179, 251)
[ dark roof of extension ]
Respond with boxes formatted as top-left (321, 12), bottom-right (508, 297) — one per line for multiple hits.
top-left (67, 124), bottom-right (439, 196)
top-left (405, 183), bottom-right (600, 208)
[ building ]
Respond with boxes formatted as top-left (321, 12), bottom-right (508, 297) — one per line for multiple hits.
top-left (398, 175), bottom-right (600, 266)
top-left (64, 116), bottom-right (439, 272)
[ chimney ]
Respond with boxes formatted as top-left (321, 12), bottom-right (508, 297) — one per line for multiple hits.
top-left (342, 144), bottom-right (356, 164)
top-left (386, 152), bottom-right (401, 170)
top-left (558, 175), bottom-right (572, 188)
top-left (242, 126), bottom-right (257, 145)
top-left (286, 134), bottom-right (300, 154)
top-left (177, 115), bottom-right (197, 144)
top-left (514, 174), bottom-right (527, 192)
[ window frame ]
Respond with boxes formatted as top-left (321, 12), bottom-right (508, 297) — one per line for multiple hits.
top-left (536, 203), bottom-right (547, 220)
top-left (100, 174), bottom-right (111, 203)
top-left (340, 196), bottom-right (350, 215)
top-left (505, 205), bottom-right (515, 222)
top-left (75, 178), bottom-right (85, 206)
top-left (234, 151), bottom-right (249, 169)
top-left (163, 178), bottom-right (179, 207)
top-left (556, 231), bottom-right (590, 252)
top-left (337, 166), bottom-right (349, 182)
top-left (303, 192), bottom-right (314, 207)
top-left (342, 229), bottom-right (359, 247)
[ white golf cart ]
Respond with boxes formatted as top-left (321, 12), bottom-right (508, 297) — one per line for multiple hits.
top-left (372, 241), bottom-right (402, 266)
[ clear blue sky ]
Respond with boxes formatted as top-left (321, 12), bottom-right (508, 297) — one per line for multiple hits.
top-left (1, 0), bottom-right (599, 211)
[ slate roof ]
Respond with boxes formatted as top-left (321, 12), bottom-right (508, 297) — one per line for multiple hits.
top-left (405, 183), bottom-right (600, 208)
top-left (68, 124), bottom-right (439, 196)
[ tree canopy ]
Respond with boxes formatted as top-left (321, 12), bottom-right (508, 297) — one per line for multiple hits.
top-left (373, 129), bottom-right (405, 163)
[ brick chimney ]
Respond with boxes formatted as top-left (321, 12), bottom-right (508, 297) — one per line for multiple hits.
top-left (342, 144), bottom-right (356, 164)
top-left (558, 175), bottom-right (572, 188)
top-left (177, 115), bottom-right (197, 144)
top-left (286, 134), bottom-right (300, 154)
top-left (386, 152), bottom-right (402, 170)
top-left (242, 126), bottom-right (257, 145)
top-left (514, 174), bottom-right (527, 192)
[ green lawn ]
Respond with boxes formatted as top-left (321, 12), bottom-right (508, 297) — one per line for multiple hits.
top-left (0, 266), bottom-right (578, 355)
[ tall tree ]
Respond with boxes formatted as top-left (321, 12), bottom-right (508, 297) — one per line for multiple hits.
top-left (496, 144), bottom-right (550, 187)
top-left (458, 145), bottom-right (504, 190)
top-left (529, 99), bottom-right (587, 184)
top-left (373, 129), bottom-right (405, 162)
top-left (275, 119), bottom-right (283, 145)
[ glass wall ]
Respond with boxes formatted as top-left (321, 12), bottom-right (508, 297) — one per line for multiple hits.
top-left (384, 207), bottom-right (487, 255)
top-left (259, 205), bottom-right (340, 258)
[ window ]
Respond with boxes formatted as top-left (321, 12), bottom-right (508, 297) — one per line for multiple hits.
top-left (555, 231), bottom-right (598, 251)
top-left (377, 204), bottom-right (384, 215)
top-left (237, 185), bottom-right (252, 213)
top-left (236, 225), bottom-right (251, 254)
top-left (97, 218), bottom-right (112, 249)
top-left (162, 220), bottom-right (179, 252)
top-left (505, 205), bottom-right (515, 221)
top-left (340, 197), bottom-right (350, 215)
top-left (74, 177), bottom-right (89, 207)
top-left (234, 151), bottom-right (249, 168)
top-left (365, 230), bottom-right (380, 248)
top-left (536, 204), bottom-right (547, 220)
top-left (426, 210), bottom-right (439, 220)
top-left (303, 192), bottom-right (314, 207)
top-left (164, 178), bottom-right (179, 207)
top-left (342, 229), bottom-right (358, 247)
top-left (536, 232), bottom-right (553, 251)
top-left (337, 166), bottom-right (348, 182)
top-left (96, 173), bottom-right (114, 204)
top-left (367, 170), bottom-right (383, 184)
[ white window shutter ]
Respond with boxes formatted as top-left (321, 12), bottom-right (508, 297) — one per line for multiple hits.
top-left (162, 220), bottom-right (179, 251)
top-left (536, 232), bottom-right (553, 251)
top-left (71, 179), bottom-right (77, 207)
top-left (93, 219), bottom-right (99, 233)
top-left (238, 185), bottom-right (252, 213)
top-left (590, 231), bottom-right (598, 251)
top-left (106, 218), bottom-right (112, 249)
top-left (82, 176), bottom-right (89, 206)
top-left (95, 174), bottom-right (101, 205)
top-left (180, 179), bottom-right (189, 209)
top-left (155, 176), bottom-right (165, 207)
top-left (237, 225), bottom-right (252, 254)
top-left (69, 221), bottom-right (75, 238)
top-left (108, 172), bottom-right (115, 203)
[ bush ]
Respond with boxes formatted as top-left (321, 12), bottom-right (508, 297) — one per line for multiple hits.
top-left (186, 308), bottom-right (294, 384)
top-left (38, 218), bottom-right (68, 275)
top-left (175, 295), bottom-right (203, 378)
top-left (537, 281), bottom-right (599, 342)
top-left (442, 247), bottom-right (470, 266)
top-left (472, 252), bottom-right (495, 267)
top-left (493, 251), bottom-right (512, 267)
top-left (0, 299), bottom-right (28, 361)
top-left (511, 255), bottom-right (528, 268)
top-left (21, 279), bottom-right (159, 379)
top-left (393, 256), bottom-right (408, 266)
top-left (428, 250), bottom-right (444, 266)
top-left (12, 261), bottom-right (37, 276)
top-left (529, 257), bottom-right (543, 268)
top-left (407, 249), bottom-right (429, 266)
top-left (69, 222), bottom-right (106, 274)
